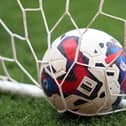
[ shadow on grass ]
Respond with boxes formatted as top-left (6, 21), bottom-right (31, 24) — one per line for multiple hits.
top-left (55, 110), bottom-right (126, 126)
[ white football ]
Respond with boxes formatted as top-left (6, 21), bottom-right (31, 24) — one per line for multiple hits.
top-left (41, 28), bottom-right (126, 116)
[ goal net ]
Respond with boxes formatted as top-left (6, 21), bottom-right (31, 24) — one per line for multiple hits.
top-left (0, 0), bottom-right (126, 104)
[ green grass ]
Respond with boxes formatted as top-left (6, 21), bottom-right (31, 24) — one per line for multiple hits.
top-left (1, 93), bottom-right (126, 126)
top-left (1, 94), bottom-right (126, 126)
top-left (0, 0), bottom-right (126, 125)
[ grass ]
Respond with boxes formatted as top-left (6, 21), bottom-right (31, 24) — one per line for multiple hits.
top-left (1, 94), bottom-right (126, 126)
top-left (1, 93), bottom-right (126, 126)
top-left (0, 0), bottom-right (126, 125)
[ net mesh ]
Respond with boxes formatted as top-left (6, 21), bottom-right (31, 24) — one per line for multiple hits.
top-left (0, 0), bottom-right (126, 87)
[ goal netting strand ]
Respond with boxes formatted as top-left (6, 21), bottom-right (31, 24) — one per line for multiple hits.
top-left (0, 0), bottom-right (126, 100)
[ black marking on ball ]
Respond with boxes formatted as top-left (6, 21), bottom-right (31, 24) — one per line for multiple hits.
top-left (99, 92), bottom-right (105, 98)
top-left (112, 96), bottom-right (122, 109)
top-left (95, 63), bottom-right (105, 67)
top-left (106, 72), bottom-right (114, 76)
top-left (99, 42), bottom-right (104, 48)
top-left (81, 83), bottom-right (92, 92)
top-left (72, 108), bottom-right (79, 112)
top-left (82, 55), bottom-right (89, 65)
top-left (46, 65), bottom-right (56, 73)
top-left (94, 49), bottom-right (98, 54)
top-left (74, 99), bottom-right (87, 106)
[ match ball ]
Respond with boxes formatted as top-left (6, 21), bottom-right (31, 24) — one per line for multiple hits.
top-left (40, 28), bottom-right (126, 116)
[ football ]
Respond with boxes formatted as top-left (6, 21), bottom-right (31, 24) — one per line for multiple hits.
top-left (40, 28), bottom-right (126, 116)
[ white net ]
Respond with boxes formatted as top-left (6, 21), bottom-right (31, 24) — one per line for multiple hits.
top-left (0, 0), bottom-right (126, 114)
top-left (0, 0), bottom-right (126, 85)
